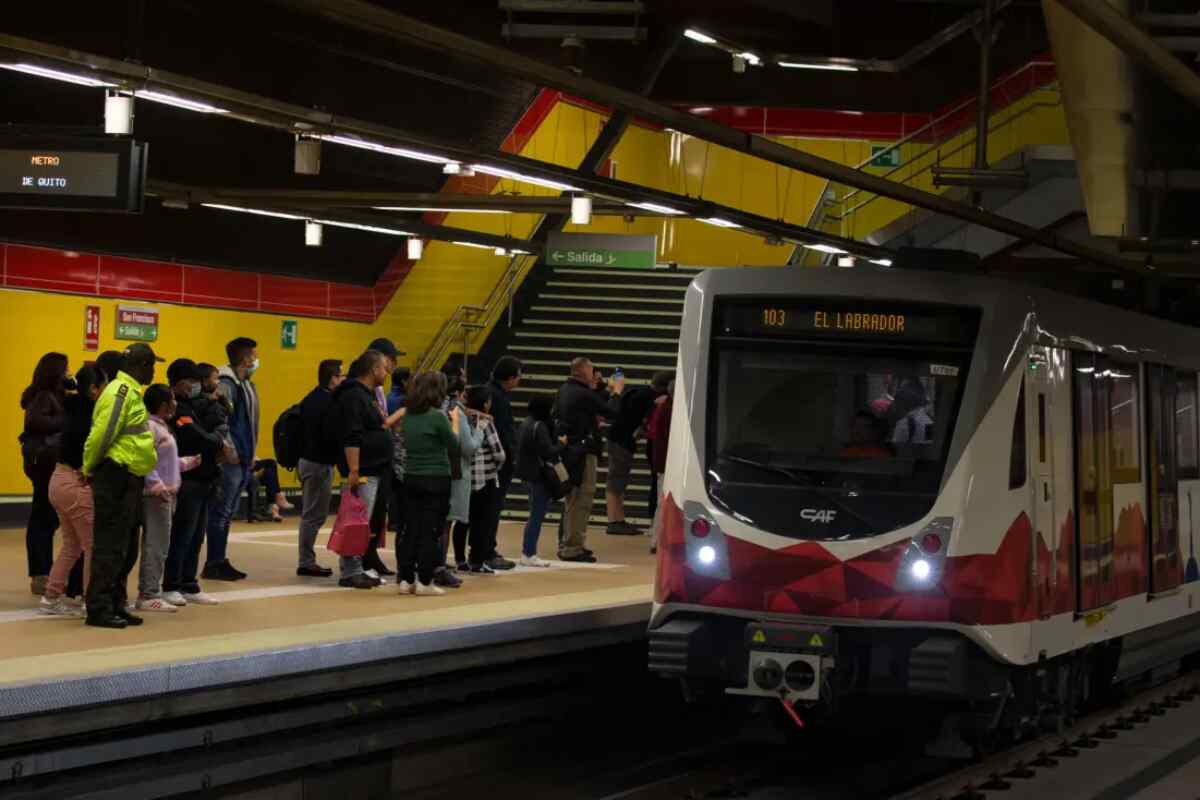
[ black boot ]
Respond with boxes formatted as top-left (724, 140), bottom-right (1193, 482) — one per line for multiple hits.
top-left (86, 611), bottom-right (128, 629)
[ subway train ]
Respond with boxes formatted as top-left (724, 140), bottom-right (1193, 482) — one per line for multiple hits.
top-left (648, 265), bottom-right (1200, 751)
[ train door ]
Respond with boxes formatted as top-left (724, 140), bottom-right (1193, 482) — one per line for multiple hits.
top-left (1028, 346), bottom-right (1073, 622)
top-left (1074, 354), bottom-right (1141, 610)
top-left (1176, 373), bottom-right (1200, 586)
top-left (1146, 366), bottom-right (1183, 594)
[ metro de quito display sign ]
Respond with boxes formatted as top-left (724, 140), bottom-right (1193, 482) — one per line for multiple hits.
top-left (116, 304), bottom-right (160, 342)
top-left (546, 232), bottom-right (657, 269)
top-left (0, 136), bottom-right (148, 213)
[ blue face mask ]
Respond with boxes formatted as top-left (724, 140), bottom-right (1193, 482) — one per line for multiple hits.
top-left (247, 358), bottom-right (260, 376)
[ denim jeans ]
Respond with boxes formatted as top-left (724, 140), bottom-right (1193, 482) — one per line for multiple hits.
top-left (206, 462), bottom-right (249, 566)
top-left (165, 479), bottom-right (212, 595)
top-left (298, 459), bottom-right (333, 568)
top-left (522, 480), bottom-right (551, 558)
top-left (339, 476), bottom-right (380, 579)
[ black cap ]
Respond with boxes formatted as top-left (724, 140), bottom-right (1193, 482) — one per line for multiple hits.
top-left (367, 337), bottom-right (405, 359)
top-left (123, 342), bottom-right (164, 365)
top-left (167, 358), bottom-right (202, 385)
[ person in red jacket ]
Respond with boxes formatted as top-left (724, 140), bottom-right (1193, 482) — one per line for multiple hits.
top-left (646, 380), bottom-right (673, 554)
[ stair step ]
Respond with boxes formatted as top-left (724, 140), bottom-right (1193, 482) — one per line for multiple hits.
top-left (523, 319), bottom-right (682, 331)
top-left (553, 267), bottom-right (699, 280)
top-left (510, 344), bottom-right (678, 360)
top-left (540, 293), bottom-right (684, 306)
top-left (515, 331), bottom-right (679, 345)
top-left (531, 305), bottom-right (682, 317)
top-left (519, 358), bottom-right (674, 372)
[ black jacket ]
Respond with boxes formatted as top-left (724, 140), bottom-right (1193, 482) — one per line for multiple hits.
top-left (299, 385), bottom-right (336, 465)
top-left (607, 385), bottom-right (658, 451)
top-left (514, 417), bottom-right (565, 483)
top-left (553, 377), bottom-right (620, 456)
top-left (489, 379), bottom-right (517, 465)
top-left (57, 393), bottom-right (94, 471)
top-left (328, 379), bottom-right (393, 478)
top-left (172, 394), bottom-right (224, 482)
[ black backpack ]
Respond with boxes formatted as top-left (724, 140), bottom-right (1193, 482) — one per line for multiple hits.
top-left (273, 403), bottom-right (304, 470)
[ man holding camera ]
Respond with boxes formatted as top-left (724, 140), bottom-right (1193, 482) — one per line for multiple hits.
top-left (553, 357), bottom-right (622, 563)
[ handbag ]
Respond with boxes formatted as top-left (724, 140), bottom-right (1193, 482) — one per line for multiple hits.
top-left (327, 485), bottom-right (372, 557)
top-left (536, 422), bottom-right (570, 500)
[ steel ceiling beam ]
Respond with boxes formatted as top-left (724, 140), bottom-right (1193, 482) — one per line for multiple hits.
top-left (0, 33), bottom-right (881, 256)
top-left (1050, 0), bottom-right (1200, 109)
top-left (273, 0), bottom-right (1134, 273)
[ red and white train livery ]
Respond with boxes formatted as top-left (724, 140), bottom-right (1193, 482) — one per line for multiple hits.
top-left (649, 265), bottom-right (1200, 744)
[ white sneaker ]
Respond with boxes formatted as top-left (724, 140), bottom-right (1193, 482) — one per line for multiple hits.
top-left (519, 555), bottom-right (552, 568)
top-left (136, 596), bottom-right (178, 613)
top-left (62, 596), bottom-right (84, 609)
top-left (38, 596), bottom-right (84, 618)
top-left (183, 591), bottom-right (220, 605)
top-left (414, 582), bottom-right (446, 596)
top-left (364, 569), bottom-right (388, 585)
top-left (162, 591), bottom-right (188, 607)
top-left (396, 580), bottom-right (415, 595)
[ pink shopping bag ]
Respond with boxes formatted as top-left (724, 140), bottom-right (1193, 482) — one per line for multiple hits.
top-left (327, 486), bottom-right (371, 557)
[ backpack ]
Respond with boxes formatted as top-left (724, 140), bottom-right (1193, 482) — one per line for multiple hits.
top-left (273, 403), bottom-right (304, 470)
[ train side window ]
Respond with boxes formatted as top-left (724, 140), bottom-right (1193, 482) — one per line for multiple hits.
top-left (1177, 372), bottom-right (1199, 480)
top-left (1108, 363), bottom-right (1141, 484)
top-left (1010, 378), bottom-right (1027, 489)
top-left (1038, 393), bottom-right (1047, 463)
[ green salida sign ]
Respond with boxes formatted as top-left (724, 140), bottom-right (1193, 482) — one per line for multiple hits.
top-left (546, 232), bottom-right (657, 270)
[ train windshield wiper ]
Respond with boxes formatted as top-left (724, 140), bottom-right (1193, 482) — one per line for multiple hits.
top-left (721, 453), bottom-right (815, 486)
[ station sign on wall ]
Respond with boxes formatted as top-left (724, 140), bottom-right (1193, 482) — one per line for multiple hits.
top-left (546, 232), bottom-right (657, 269)
top-left (116, 304), bottom-right (159, 342)
top-left (84, 305), bottom-right (100, 352)
top-left (869, 144), bottom-right (901, 169)
top-left (281, 319), bottom-right (298, 350)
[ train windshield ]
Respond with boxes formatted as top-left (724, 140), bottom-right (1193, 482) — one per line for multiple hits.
top-left (708, 302), bottom-right (976, 540)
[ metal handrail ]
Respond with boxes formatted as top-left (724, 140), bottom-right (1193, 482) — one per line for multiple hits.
top-left (801, 60), bottom-right (1059, 253)
top-left (414, 251), bottom-right (536, 375)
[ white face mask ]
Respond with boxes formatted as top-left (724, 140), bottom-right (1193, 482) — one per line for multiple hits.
top-left (246, 358), bottom-right (260, 376)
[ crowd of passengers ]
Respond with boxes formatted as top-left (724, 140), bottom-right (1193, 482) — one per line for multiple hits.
top-left (18, 335), bottom-right (674, 629)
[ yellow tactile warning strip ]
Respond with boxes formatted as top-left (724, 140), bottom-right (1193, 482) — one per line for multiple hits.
top-left (0, 519), bottom-right (655, 688)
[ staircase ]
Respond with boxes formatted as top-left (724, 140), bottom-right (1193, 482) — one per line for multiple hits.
top-left (493, 263), bottom-right (699, 528)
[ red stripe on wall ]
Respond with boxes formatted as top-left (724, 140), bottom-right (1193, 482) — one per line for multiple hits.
top-left (0, 242), bottom-right (375, 322)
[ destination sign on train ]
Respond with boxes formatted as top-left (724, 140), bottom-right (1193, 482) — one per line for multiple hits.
top-left (719, 300), bottom-right (976, 344)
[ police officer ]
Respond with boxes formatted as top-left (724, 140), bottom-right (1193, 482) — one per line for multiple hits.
top-left (83, 343), bottom-right (162, 629)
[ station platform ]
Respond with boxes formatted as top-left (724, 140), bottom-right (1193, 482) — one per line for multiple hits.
top-left (0, 518), bottom-right (654, 749)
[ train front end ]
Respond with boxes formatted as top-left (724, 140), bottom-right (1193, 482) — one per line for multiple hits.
top-left (649, 266), bottom-right (1025, 719)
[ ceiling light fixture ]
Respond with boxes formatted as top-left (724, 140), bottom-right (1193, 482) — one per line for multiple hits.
top-left (305, 221), bottom-right (323, 247)
top-left (870, 258), bottom-right (894, 267)
top-left (201, 203), bottom-right (305, 221)
top-left (407, 238), bottom-right (423, 260)
top-left (374, 206), bottom-right (511, 214)
top-left (700, 217), bottom-right (742, 229)
top-left (778, 61), bottom-right (859, 72)
top-left (319, 219), bottom-right (411, 236)
top-left (0, 62), bottom-right (116, 87)
top-left (803, 243), bottom-right (848, 254)
top-left (452, 240), bottom-right (504, 251)
top-left (203, 203), bottom-right (412, 236)
top-left (104, 90), bottom-right (134, 135)
top-left (133, 89), bottom-right (229, 114)
top-left (571, 195), bottom-right (592, 225)
top-left (627, 201), bottom-right (685, 215)
top-left (738, 52), bottom-right (762, 66)
top-left (470, 164), bottom-right (581, 192)
top-left (320, 134), bottom-right (455, 165)
top-left (683, 29), bottom-right (718, 45)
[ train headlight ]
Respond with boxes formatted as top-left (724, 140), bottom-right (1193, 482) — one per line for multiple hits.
top-left (910, 559), bottom-right (932, 581)
top-left (698, 545), bottom-right (717, 565)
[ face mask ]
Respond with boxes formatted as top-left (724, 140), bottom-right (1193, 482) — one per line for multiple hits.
top-left (189, 382), bottom-right (202, 399)
top-left (247, 358), bottom-right (260, 376)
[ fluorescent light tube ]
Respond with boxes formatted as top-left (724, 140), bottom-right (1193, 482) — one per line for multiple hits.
top-left (134, 90), bottom-right (228, 113)
top-left (470, 164), bottom-right (580, 192)
top-left (803, 243), bottom-right (848, 254)
top-left (700, 217), bottom-right (742, 229)
top-left (683, 29), bottom-right (717, 45)
top-left (320, 134), bottom-right (455, 165)
top-left (374, 206), bottom-right (510, 214)
top-left (627, 201), bottom-right (685, 215)
top-left (0, 63), bottom-right (116, 87)
top-left (777, 61), bottom-right (859, 72)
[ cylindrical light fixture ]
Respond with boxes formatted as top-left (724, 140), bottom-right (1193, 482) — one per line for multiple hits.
top-left (571, 194), bottom-right (592, 225)
top-left (495, 247), bottom-right (508, 256)
top-left (305, 220), bottom-right (323, 247)
top-left (837, 255), bottom-right (855, 268)
top-left (104, 90), bottom-right (134, 135)
top-left (294, 136), bottom-right (321, 175)
top-left (407, 237), bottom-right (423, 260)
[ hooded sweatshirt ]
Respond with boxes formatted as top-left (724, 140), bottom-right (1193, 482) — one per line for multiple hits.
top-left (327, 379), bottom-right (393, 478)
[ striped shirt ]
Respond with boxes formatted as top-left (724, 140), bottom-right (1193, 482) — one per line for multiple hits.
top-left (470, 417), bottom-right (506, 491)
